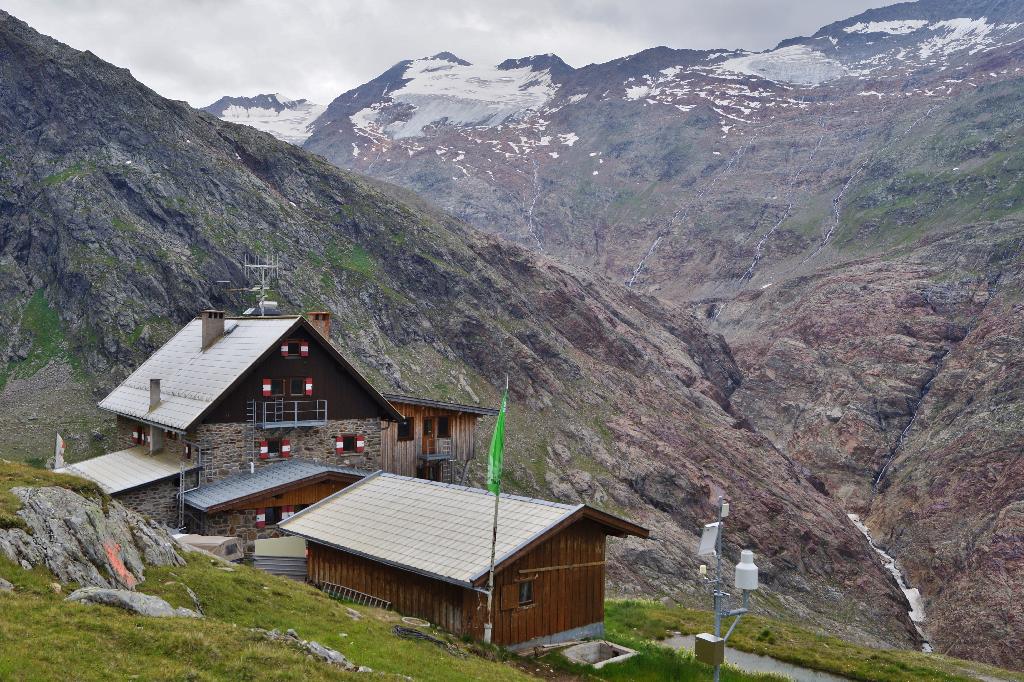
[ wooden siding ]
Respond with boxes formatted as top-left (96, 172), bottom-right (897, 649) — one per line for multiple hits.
top-left (465, 519), bottom-right (607, 646)
top-left (305, 517), bottom-right (608, 646)
top-left (380, 402), bottom-right (479, 477)
top-left (218, 477), bottom-right (356, 512)
top-left (307, 543), bottom-right (468, 634)
top-left (205, 327), bottom-right (385, 424)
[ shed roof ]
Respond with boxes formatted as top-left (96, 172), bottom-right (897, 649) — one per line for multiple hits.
top-left (56, 446), bottom-right (190, 494)
top-left (279, 473), bottom-right (647, 589)
top-left (98, 314), bottom-right (401, 430)
top-left (383, 394), bottom-right (499, 417)
top-left (183, 460), bottom-right (367, 512)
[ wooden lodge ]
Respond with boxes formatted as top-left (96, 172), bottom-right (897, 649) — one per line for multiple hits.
top-left (280, 473), bottom-right (649, 649)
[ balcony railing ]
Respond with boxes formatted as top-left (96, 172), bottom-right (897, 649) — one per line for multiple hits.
top-left (256, 399), bottom-right (328, 428)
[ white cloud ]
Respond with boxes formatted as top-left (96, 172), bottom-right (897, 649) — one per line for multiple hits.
top-left (2, 0), bottom-right (886, 106)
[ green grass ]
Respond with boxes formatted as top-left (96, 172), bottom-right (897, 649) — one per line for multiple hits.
top-left (604, 600), bottom-right (1024, 682)
top-left (41, 162), bottom-right (91, 186)
top-left (0, 549), bottom-right (533, 681)
top-left (0, 289), bottom-right (83, 393)
top-left (0, 460), bottom-right (106, 530)
top-left (325, 242), bottom-right (376, 277)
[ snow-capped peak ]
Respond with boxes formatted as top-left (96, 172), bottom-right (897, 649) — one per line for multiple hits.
top-left (202, 93), bottom-right (325, 145)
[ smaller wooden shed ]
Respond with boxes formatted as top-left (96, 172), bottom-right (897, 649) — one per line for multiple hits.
top-left (279, 473), bottom-right (648, 649)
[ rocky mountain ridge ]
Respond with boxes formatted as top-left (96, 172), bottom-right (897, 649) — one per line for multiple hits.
top-left (0, 8), bottom-right (920, 653)
top-left (202, 0), bottom-right (1024, 667)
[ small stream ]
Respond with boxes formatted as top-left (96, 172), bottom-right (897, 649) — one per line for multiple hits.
top-left (665, 634), bottom-right (848, 681)
top-left (848, 513), bottom-right (932, 652)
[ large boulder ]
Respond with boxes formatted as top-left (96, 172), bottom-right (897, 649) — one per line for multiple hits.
top-left (66, 587), bottom-right (200, 618)
top-left (0, 486), bottom-right (183, 588)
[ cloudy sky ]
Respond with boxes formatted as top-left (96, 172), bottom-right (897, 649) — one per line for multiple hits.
top-left (4, 0), bottom-right (888, 106)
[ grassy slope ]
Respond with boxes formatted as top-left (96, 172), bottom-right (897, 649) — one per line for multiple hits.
top-left (604, 600), bottom-right (1024, 682)
top-left (0, 552), bottom-right (533, 682)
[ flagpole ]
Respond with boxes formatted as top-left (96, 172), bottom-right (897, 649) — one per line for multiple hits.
top-left (484, 479), bottom-right (500, 644)
top-left (484, 375), bottom-right (509, 645)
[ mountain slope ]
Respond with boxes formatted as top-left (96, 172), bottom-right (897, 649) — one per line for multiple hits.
top-left (0, 9), bottom-right (918, 650)
top-left (200, 0), bottom-right (1024, 666)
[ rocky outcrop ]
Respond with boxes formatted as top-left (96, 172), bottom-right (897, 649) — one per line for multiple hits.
top-left (66, 587), bottom-right (201, 618)
top-left (255, 628), bottom-right (369, 672)
top-left (0, 486), bottom-right (183, 588)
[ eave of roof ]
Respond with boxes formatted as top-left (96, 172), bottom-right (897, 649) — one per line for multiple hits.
top-left (383, 393), bottom-right (500, 417)
top-left (184, 464), bottom-right (367, 512)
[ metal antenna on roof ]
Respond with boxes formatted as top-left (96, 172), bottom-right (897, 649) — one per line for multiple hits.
top-left (242, 253), bottom-right (281, 316)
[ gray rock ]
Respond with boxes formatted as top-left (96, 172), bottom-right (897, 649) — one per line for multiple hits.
top-left (0, 486), bottom-right (183, 589)
top-left (254, 627), bottom-right (363, 671)
top-left (659, 595), bottom-right (675, 607)
top-left (66, 587), bottom-right (201, 618)
top-left (0, 577), bottom-right (13, 592)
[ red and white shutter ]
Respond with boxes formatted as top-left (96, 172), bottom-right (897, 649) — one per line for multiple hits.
top-left (304, 377), bottom-right (313, 396)
top-left (282, 505), bottom-right (294, 520)
top-left (335, 436), bottom-right (344, 455)
top-left (355, 434), bottom-right (366, 453)
top-left (255, 508), bottom-right (266, 528)
top-left (262, 378), bottom-right (272, 397)
top-left (131, 428), bottom-right (140, 444)
top-left (299, 342), bottom-right (309, 357)
top-left (280, 342), bottom-right (289, 357)
top-left (281, 439), bottom-right (291, 458)
top-left (259, 440), bottom-right (269, 459)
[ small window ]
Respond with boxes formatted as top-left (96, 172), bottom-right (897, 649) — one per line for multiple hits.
top-left (437, 416), bottom-right (450, 438)
top-left (270, 379), bottom-right (285, 396)
top-left (423, 418), bottom-right (434, 437)
top-left (340, 435), bottom-right (356, 452)
top-left (288, 377), bottom-right (305, 396)
top-left (518, 580), bottom-right (535, 607)
top-left (397, 418), bottom-right (414, 441)
top-left (282, 340), bottom-right (302, 357)
top-left (266, 438), bottom-right (281, 456)
top-left (264, 506), bottom-right (282, 526)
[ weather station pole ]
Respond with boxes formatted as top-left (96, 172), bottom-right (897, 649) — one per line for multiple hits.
top-left (695, 496), bottom-right (759, 682)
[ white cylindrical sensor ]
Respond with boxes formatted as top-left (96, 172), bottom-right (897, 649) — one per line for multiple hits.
top-left (735, 549), bottom-right (758, 591)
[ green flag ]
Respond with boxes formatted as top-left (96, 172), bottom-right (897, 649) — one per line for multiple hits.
top-left (487, 389), bottom-right (508, 494)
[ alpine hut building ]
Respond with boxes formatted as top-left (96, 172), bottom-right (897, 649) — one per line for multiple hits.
top-left (279, 472), bottom-right (649, 649)
top-left (58, 309), bottom-right (497, 551)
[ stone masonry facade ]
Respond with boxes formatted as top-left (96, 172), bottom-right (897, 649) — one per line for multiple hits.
top-left (113, 477), bottom-right (180, 528)
top-left (196, 508), bottom-right (288, 553)
top-left (191, 418), bottom-right (381, 482)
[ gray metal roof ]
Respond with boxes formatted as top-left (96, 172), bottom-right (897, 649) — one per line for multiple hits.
top-left (57, 446), bottom-right (187, 494)
top-left (279, 473), bottom-right (581, 588)
top-left (183, 460), bottom-right (367, 512)
top-left (99, 316), bottom-right (300, 430)
top-left (383, 394), bottom-right (499, 417)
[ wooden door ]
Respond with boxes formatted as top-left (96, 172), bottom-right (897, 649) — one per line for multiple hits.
top-left (422, 417), bottom-right (436, 455)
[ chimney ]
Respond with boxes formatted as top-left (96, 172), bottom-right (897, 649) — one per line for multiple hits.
top-left (201, 309), bottom-right (225, 350)
top-left (308, 311), bottom-right (331, 339)
top-left (149, 378), bottom-right (161, 410)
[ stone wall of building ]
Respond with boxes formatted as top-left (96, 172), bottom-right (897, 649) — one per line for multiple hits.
top-left (114, 477), bottom-right (180, 529)
top-left (115, 415), bottom-right (139, 450)
top-left (197, 509), bottom-right (287, 554)
top-left (192, 418), bottom-right (381, 482)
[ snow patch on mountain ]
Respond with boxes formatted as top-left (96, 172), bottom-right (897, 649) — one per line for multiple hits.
top-left (844, 20), bottom-right (928, 35)
top-left (351, 56), bottom-right (557, 139)
top-left (918, 18), bottom-right (1021, 60)
top-left (215, 94), bottom-right (325, 145)
top-left (717, 45), bottom-right (846, 85)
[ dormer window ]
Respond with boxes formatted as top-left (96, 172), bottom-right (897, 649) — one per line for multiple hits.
top-left (279, 339), bottom-right (310, 358)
